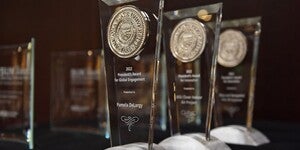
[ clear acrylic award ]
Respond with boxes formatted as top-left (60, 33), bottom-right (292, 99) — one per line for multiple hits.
top-left (211, 17), bottom-right (270, 146)
top-left (0, 38), bottom-right (35, 149)
top-left (158, 3), bottom-right (230, 150)
top-left (50, 49), bottom-right (109, 137)
top-left (99, 0), bottom-right (164, 149)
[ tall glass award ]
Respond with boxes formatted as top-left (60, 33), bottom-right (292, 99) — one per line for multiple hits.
top-left (99, 0), bottom-right (164, 149)
top-left (158, 3), bottom-right (230, 150)
top-left (50, 49), bottom-right (109, 137)
top-left (0, 38), bottom-right (35, 149)
top-left (211, 17), bottom-right (270, 146)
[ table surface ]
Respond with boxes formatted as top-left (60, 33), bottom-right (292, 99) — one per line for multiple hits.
top-left (1, 121), bottom-right (300, 150)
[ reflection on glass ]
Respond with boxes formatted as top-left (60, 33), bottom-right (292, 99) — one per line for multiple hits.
top-left (0, 38), bottom-right (35, 149)
top-left (50, 49), bottom-right (109, 137)
top-left (156, 53), bottom-right (167, 132)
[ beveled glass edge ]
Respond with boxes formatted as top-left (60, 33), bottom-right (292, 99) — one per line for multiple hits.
top-left (0, 43), bottom-right (29, 50)
top-left (101, 0), bottom-right (138, 6)
top-left (149, 0), bottom-right (164, 148)
top-left (205, 3), bottom-right (223, 140)
top-left (246, 20), bottom-right (261, 130)
top-left (164, 2), bottom-right (222, 20)
top-left (221, 16), bottom-right (262, 28)
top-left (28, 37), bottom-right (35, 150)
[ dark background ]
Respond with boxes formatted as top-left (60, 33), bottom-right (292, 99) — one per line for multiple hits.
top-left (0, 0), bottom-right (299, 126)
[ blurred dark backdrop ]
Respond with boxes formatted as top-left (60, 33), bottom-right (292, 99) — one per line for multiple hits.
top-left (0, 0), bottom-right (299, 125)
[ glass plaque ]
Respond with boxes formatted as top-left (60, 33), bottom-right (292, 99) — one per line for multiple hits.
top-left (163, 3), bottom-right (221, 135)
top-left (211, 17), bottom-right (270, 146)
top-left (99, 0), bottom-right (164, 149)
top-left (50, 49), bottom-right (109, 137)
top-left (159, 3), bottom-right (230, 150)
top-left (0, 38), bottom-right (35, 149)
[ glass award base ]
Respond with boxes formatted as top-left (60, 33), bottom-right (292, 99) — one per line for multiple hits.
top-left (159, 134), bottom-right (231, 150)
top-left (105, 142), bottom-right (165, 150)
top-left (211, 125), bottom-right (270, 146)
top-left (0, 135), bottom-right (27, 144)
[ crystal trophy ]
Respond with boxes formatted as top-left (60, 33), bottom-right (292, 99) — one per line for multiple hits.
top-left (98, 0), bottom-right (164, 149)
top-left (211, 17), bottom-right (270, 146)
top-left (50, 49), bottom-right (109, 137)
top-left (158, 3), bottom-right (230, 150)
top-left (0, 38), bottom-right (35, 149)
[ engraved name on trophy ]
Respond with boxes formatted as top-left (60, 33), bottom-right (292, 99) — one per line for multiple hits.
top-left (211, 17), bottom-right (270, 146)
top-left (158, 3), bottom-right (230, 150)
top-left (99, 0), bottom-right (164, 149)
top-left (0, 38), bottom-right (35, 149)
top-left (50, 49), bottom-right (109, 137)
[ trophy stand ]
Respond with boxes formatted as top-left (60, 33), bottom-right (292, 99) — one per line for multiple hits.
top-left (106, 143), bottom-right (165, 150)
top-left (211, 125), bottom-right (269, 146)
top-left (159, 134), bottom-right (230, 150)
top-left (159, 3), bottom-right (230, 150)
top-left (211, 17), bottom-right (270, 146)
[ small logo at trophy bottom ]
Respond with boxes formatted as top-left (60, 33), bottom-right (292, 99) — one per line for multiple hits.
top-left (224, 106), bottom-right (240, 118)
top-left (181, 110), bottom-right (196, 123)
top-left (121, 115), bottom-right (140, 131)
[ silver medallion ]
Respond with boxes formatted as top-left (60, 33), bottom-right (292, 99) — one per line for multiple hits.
top-left (218, 29), bottom-right (247, 67)
top-left (107, 5), bottom-right (149, 58)
top-left (170, 18), bottom-right (207, 63)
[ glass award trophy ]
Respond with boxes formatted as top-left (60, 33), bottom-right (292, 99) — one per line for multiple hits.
top-left (158, 3), bottom-right (230, 150)
top-left (50, 49), bottom-right (109, 137)
top-left (99, 0), bottom-right (164, 149)
top-left (211, 17), bottom-right (270, 146)
top-left (0, 38), bottom-right (35, 149)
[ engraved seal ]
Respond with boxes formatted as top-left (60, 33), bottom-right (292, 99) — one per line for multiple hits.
top-left (218, 29), bottom-right (247, 67)
top-left (107, 5), bottom-right (149, 58)
top-left (170, 18), bottom-right (207, 62)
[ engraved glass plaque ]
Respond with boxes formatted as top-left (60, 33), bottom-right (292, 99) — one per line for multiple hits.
top-left (159, 3), bottom-right (230, 150)
top-left (99, 0), bottom-right (164, 148)
top-left (211, 17), bottom-right (270, 146)
top-left (0, 38), bottom-right (35, 149)
top-left (163, 3), bottom-right (221, 135)
top-left (50, 49), bottom-right (109, 137)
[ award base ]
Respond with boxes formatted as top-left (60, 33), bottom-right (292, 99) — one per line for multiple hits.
top-left (159, 133), bottom-right (231, 150)
top-left (211, 125), bottom-right (270, 146)
top-left (105, 142), bottom-right (165, 150)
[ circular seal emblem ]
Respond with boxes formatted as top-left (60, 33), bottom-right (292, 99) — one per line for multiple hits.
top-left (107, 5), bottom-right (149, 58)
top-left (218, 29), bottom-right (247, 67)
top-left (170, 18), bottom-right (207, 63)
